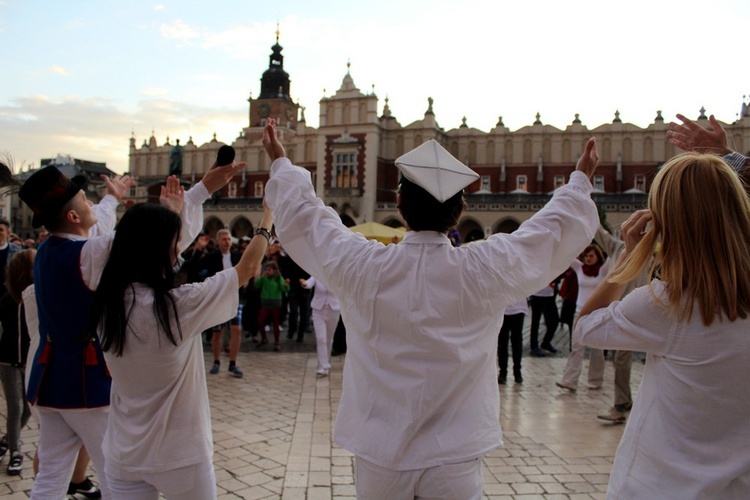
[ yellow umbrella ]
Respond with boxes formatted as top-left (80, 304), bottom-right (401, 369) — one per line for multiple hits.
top-left (349, 222), bottom-right (406, 244)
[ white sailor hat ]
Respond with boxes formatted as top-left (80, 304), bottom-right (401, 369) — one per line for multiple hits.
top-left (395, 139), bottom-right (479, 202)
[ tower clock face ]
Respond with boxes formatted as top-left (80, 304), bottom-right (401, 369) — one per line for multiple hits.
top-left (258, 103), bottom-right (271, 118)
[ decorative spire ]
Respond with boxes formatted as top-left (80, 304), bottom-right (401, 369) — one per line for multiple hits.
top-left (534, 112), bottom-right (542, 125)
top-left (613, 109), bottom-right (621, 123)
top-left (496, 115), bottom-right (504, 127)
top-left (698, 106), bottom-right (707, 120)
top-left (655, 110), bottom-right (664, 122)
top-left (276, 22), bottom-right (280, 43)
top-left (425, 97), bottom-right (434, 115)
top-left (347, 59), bottom-right (351, 74)
top-left (460, 116), bottom-right (468, 128)
top-left (382, 96), bottom-right (391, 117)
top-left (573, 113), bottom-right (581, 124)
top-left (259, 29), bottom-right (292, 100)
top-left (212, 132), bottom-right (217, 142)
top-left (371, 84), bottom-right (375, 95)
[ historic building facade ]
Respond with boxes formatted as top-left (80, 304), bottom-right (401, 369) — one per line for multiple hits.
top-left (129, 37), bottom-right (750, 242)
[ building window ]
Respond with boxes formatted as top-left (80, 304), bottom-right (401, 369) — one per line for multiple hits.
top-left (516, 175), bottom-right (527, 192)
top-left (254, 181), bottom-right (264, 197)
top-left (593, 175), bottom-right (604, 191)
top-left (129, 185), bottom-right (137, 197)
top-left (480, 175), bottom-right (491, 192)
top-left (634, 175), bottom-right (646, 192)
top-left (334, 152), bottom-right (357, 188)
top-left (228, 182), bottom-right (237, 198)
top-left (554, 175), bottom-right (565, 190)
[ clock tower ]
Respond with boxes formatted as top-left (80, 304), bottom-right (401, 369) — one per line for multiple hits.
top-left (248, 28), bottom-right (299, 130)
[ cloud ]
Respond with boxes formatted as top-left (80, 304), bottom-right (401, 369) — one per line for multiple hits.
top-left (0, 95), bottom-right (244, 174)
top-left (160, 19), bottom-right (200, 43)
top-left (154, 4), bottom-right (166, 11)
top-left (140, 87), bottom-right (169, 97)
top-left (49, 65), bottom-right (69, 76)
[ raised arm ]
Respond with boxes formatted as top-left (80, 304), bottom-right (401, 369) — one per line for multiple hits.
top-left (234, 201), bottom-right (274, 286)
top-left (667, 114), bottom-right (732, 156)
top-left (90, 173), bottom-right (136, 237)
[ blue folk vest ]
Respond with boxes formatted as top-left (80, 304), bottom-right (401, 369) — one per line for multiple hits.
top-left (26, 236), bottom-right (111, 408)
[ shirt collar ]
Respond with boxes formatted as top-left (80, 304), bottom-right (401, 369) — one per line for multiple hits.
top-left (400, 231), bottom-right (452, 245)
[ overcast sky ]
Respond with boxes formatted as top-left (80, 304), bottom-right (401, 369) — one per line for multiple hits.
top-left (1, 0), bottom-right (749, 174)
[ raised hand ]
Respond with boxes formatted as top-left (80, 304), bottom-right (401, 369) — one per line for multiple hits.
top-left (575, 138), bottom-right (599, 179)
top-left (101, 173), bottom-right (135, 201)
top-left (262, 118), bottom-right (286, 161)
top-left (160, 175), bottom-right (185, 214)
top-left (667, 114), bottom-right (731, 155)
top-left (201, 160), bottom-right (246, 194)
top-left (620, 209), bottom-right (652, 253)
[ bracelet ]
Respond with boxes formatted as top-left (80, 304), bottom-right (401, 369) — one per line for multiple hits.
top-left (254, 227), bottom-right (271, 242)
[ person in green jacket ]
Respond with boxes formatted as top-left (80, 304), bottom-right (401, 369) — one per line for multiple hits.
top-left (254, 261), bottom-right (290, 351)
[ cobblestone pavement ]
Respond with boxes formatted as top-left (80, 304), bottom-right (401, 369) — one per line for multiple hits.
top-left (0, 326), bottom-right (643, 499)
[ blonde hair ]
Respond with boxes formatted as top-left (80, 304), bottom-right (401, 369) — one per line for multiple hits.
top-left (609, 153), bottom-right (750, 325)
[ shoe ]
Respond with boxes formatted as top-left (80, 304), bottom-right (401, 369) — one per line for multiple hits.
top-left (497, 373), bottom-right (507, 385)
top-left (273, 344), bottom-right (281, 352)
top-left (286, 333), bottom-right (294, 340)
top-left (530, 347), bottom-right (546, 357)
top-left (316, 369), bottom-right (329, 378)
top-left (228, 366), bottom-right (243, 378)
top-left (209, 362), bottom-right (220, 375)
top-left (296, 337), bottom-right (304, 343)
top-left (556, 381), bottom-right (577, 391)
top-left (514, 374), bottom-right (523, 384)
top-left (597, 407), bottom-right (628, 423)
top-left (541, 343), bottom-right (558, 354)
top-left (588, 384), bottom-right (602, 390)
top-left (6, 451), bottom-right (22, 475)
top-left (0, 436), bottom-right (7, 461)
top-left (68, 477), bottom-right (102, 498)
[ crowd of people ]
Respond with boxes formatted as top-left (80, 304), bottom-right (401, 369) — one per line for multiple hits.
top-left (0, 110), bottom-right (746, 498)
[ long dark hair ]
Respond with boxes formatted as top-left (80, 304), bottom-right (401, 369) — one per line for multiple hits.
top-left (89, 203), bottom-right (183, 356)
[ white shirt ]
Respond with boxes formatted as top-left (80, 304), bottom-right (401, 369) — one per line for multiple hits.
top-left (569, 258), bottom-right (611, 313)
top-left (504, 298), bottom-right (528, 316)
top-left (576, 281), bottom-right (750, 499)
top-left (102, 269), bottom-right (239, 473)
top-left (302, 277), bottom-right (340, 311)
top-left (266, 157), bottom-right (598, 470)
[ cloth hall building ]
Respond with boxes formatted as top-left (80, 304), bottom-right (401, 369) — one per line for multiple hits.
top-left (128, 38), bottom-right (750, 242)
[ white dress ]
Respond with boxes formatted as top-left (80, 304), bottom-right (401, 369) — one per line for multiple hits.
top-left (576, 280), bottom-right (750, 499)
top-left (265, 157), bottom-right (599, 470)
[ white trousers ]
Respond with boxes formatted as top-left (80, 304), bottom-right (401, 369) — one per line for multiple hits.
top-left (355, 456), bottom-right (483, 500)
top-left (313, 306), bottom-right (340, 372)
top-left (32, 406), bottom-right (110, 499)
top-left (105, 458), bottom-right (216, 500)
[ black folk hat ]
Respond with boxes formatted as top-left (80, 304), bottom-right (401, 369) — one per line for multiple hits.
top-left (18, 166), bottom-right (87, 228)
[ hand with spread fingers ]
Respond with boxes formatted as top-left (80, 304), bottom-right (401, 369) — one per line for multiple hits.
top-left (667, 114), bottom-right (732, 156)
top-left (101, 173), bottom-right (136, 201)
top-left (159, 175), bottom-right (185, 214)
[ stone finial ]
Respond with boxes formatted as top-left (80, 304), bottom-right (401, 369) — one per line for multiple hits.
top-left (698, 106), bottom-right (707, 120)
top-left (300, 105), bottom-right (307, 122)
top-left (496, 115), bottom-right (504, 127)
top-left (212, 132), bottom-right (217, 142)
top-left (573, 113), bottom-right (581, 124)
top-left (382, 96), bottom-right (391, 117)
top-left (460, 116), bottom-right (468, 128)
top-left (613, 110), bottom-right (621, 123)
top-left (655, 110), bottom-right (664, 121)
top-left (534, 112), bottom-right (542, 125)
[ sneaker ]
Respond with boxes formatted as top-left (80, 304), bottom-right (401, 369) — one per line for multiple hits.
top-left (209, 362), bottom-right (220, 375)
top-left (597, 406), bottom-right (628, 423)
top-left (530, 347), bottom-right (546, 357)
top-left (514, 373), bottom-right (523, 384)
top-left (68, 477), bottom-right (102, 498)
top-left (316, 369), bottom-right (329, 378)
top-left (541, 343), bottom-right (558, 354)
top-left (228, 366), bottom-right (243, 378)
top-left (6, 451), bottom-right (22, 475)
top-left (0, 436), bottom-right (7, 462)
top-left (555, 381), bottom-right (577, 391)
top-left (497, 373), bottom-right (507, 385)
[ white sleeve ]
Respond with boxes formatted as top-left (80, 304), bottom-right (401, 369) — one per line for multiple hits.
top-left (575, 280), bottom-right (674, 355)
top-left (176, 268), bottom-right (240, 336)
top-left (88, 195), bottom-right (119, 238)
top-left (179, 182), bottom-right (210, 253)
top-left (80, 233), bottom-right (116, 290)
top-left (302, 276), bottom-right (317, 290)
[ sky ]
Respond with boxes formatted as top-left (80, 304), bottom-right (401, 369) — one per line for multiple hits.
top-left (1, 0), bottom-right (749, 174)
